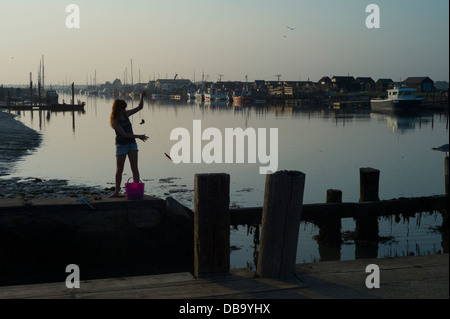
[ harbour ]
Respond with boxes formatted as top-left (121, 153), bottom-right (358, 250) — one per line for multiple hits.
top-left (1, 0), bottom-right (448, 302)
top-left (0, 91), bottom-right (448, 276)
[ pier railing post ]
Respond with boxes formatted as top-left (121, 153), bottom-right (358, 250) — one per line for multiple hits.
top-left (257, 170), bottom-right (306, 278)
top-left (442, 157), bottom-right (449, 253)
top-left (320, 189), bottom-right (343, 242)
top-left (194, 173), bottom-right (230, 278)
top-left (317, 189), bottom-right (342, 261)
top-left (355, 167), bottom-right (380, 240)
top-left (445, 156), bottom-right (449, 196)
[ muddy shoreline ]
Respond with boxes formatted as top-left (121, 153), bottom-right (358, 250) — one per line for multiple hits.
top-left (0, 111), bottom-right (112, 199)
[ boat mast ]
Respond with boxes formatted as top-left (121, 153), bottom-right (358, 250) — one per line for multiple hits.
top-left (131, 59), bottom-right (133, 86)
top-left (42, 55), bottom-right (44, 91)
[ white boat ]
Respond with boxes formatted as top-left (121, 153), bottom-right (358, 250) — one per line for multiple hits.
top-left (371, 86), bottom-right (422, 112)
top-left (195, 90), bottom-right (205, 101)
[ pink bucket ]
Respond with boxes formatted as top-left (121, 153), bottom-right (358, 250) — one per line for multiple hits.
top-left (125, 178), bottom-right (145, 200)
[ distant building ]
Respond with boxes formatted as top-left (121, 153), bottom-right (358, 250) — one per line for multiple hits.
top-left (355, 77), bottom-right (376, 91)
top-left (318, 76), bottom-right (332, 89)
top-left (331, 76), bottom-right (359, 92)
top-left (375, 78), bottom-right (394, 91)
top-left (403, 77), bottom-right (434, 92)
top-left (253, 80), bottom-right (266, 90)
top-left (155, 79), bottom-right (192, 91)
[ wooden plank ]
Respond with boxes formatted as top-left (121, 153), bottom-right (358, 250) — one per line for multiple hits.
top-left (0, 268), bottom-right (305, 299)
top-left (0, 272), bottom-right (195, 299)
top-left (229, 195), bottom-right (448, 225)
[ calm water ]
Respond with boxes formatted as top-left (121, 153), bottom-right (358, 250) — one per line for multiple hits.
top-left (3, 94), bottom-right (449, 269)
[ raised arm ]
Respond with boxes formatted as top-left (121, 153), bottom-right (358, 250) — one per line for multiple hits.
top-left (126, 90), bottom-right (146, 117)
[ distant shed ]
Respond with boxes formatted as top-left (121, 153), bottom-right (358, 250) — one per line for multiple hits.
top-left (403, 77), bottom-right (434, 92)
top-left (376, 78), bottom-right (394, 91)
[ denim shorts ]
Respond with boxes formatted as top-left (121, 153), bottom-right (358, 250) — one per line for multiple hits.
top-left (116, 142), bottom-right (138, 155)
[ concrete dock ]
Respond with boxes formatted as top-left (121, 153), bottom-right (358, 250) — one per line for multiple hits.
top-left (0, 253), bottom-right (447, 299)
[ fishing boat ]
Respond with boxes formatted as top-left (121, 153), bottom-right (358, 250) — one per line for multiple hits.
top-left (39, 101), bottom-right (86, 112)
top-left (370, 85), bottom-right (422, 112)
top-left (232, 90), bottom-right (253, 103)
top-left (45, 89), bottom-right (59, 105)
top-left (204, 88), bottom-right (227, 102)
top-left (194, 90), bottom-right (205, 101)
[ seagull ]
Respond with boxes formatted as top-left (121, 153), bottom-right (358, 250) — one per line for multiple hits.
top-left (287, 26), bottom-right (295, 31)
top-left (432, 143), bottom-right (449, 156)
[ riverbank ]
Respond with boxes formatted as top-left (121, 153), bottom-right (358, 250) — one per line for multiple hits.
top-left (0, 177), bottom-right (111, 199)
top-left (0, 111), bottom-right (41, 177)
top-left (0, 110), bottom-right (111, 199)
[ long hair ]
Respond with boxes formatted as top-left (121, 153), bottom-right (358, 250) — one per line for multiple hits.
top-left (110, 99), bottom-right (128, 128)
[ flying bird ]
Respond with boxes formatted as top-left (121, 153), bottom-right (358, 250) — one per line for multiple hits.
top-left (287, 26), bottom-right (295, 31)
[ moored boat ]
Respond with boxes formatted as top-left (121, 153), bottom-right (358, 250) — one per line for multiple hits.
top-left (371, 86), bottom-right (422, 112)
top-left (204, 88), bottom-right (227, 102)
top-left (232, 90), bottom-right (253, 103)
top-left (42, 101), bottom-right (86, 111)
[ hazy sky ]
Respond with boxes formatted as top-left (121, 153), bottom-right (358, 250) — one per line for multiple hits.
top-left (1, 0), bottom-right (449, 85)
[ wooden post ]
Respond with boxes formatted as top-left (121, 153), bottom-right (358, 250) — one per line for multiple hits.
top-left (354, 168), bottom-right (380, 241)
top-left (318, 189), bottom-right (342, 243)
top-left (354, 168), bottom-right (380, 259)
top-left (445, 156), bottom-right (449, 196)
top-left (359, 167), bottom-right (380, 202)
top-left (72, 82), bottom-right (75, 105)
top-left (317, 189), bottom-right (342, 261)
top-left (355, 167), bottom-right (380, 239)
top-left (194, 173), bottom-right (230, 278)
top-left (257, 170), bottom-right (306, 278)
top-left (442, 157), bottom-right (449, 253)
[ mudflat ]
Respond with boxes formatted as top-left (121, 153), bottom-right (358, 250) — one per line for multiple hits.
top-left (0, 111), bottom-right (42, 177)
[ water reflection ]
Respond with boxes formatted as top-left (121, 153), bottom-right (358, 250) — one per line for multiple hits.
top-left (235, 208), bottom-right (447, 270)
top-left (370, 110), bottom-right (440, 133)
top-left (13, 95), bottom-right (447, 135)
top-left (5, 95), bottom-right (448, 267)
top-left (7, 108), bottom-right (84, 133)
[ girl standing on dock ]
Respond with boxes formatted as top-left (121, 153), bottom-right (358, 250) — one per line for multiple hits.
top-left (109, 90), bottom-right (149, 198)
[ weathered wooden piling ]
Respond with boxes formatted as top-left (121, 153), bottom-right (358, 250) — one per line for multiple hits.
top-left (359, 167), bottom-right (380, 202)
top-left (317, 189), bottom-right (342, 261)
top-left (257, 170), bottom-right (306, 278)
top-left (445, 156), bottom-right (449, 195)
top-left (355, 168), bottom-right (380, 240)
top-left (442, 157), bottom-right (449, 253)
top-left (194, 173), bottom-right (230, 278)
top-left (317, 189), bottom-right (343, 243)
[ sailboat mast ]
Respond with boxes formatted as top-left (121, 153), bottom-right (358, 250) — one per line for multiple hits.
top-left (131, 59), bottom-right (134, 86)
top-left (42, 55), bottom-right (45, 91)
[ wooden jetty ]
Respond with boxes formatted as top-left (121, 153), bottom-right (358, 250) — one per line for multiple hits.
top-left (0, 166), bottom-right (448, 299)
top-left (0, 253), bottom-right (447, 299)
top-left (1, 103), bottom-right (86, 112)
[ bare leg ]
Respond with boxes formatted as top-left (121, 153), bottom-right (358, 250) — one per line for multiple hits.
top-left (128, 150), bottom-right (140, 183)
top-left (110, 154), bottom-right (127, 197)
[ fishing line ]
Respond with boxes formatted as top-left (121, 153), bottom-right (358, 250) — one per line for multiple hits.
top-left (150, 102), bottom-right (173, 161)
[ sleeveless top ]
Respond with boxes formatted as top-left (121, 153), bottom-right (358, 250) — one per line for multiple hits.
top-left (115, 118), bottom-right (136, 145)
